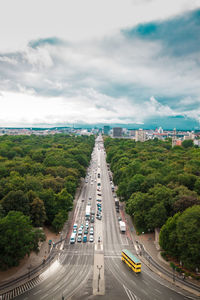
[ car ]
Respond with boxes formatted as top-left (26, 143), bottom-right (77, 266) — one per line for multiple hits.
top-left (83, 235), bottom-right (87, 243)
top-left (77, 236), bottom-right (82, 243)
top-left (82, 199), bottom-right (85, 202)
top-left (91, 210), bottom-right (95, 215)
top-left (84, 229), bottom-right (88, 234)
top-left (85, 221), bottom-right (89, 226)
top-left (91, 217), bottom-right (95, 223)
top-left (89, 236), bottom-right (94, 242)
top-left (116, 208), bottom-right (119, 213)
top-left (97, 203), bottom-right (101, 207)
top-left (80, 224), bottom-right (84, 229)
top-left (118, 217), bottom-right (122, 222)
top-left (73, 223), bottom-right (78, 229)
top-left (96, 215), bottom-right (102, 220)
top-left (87, 202), bottom-right (91, 206)
top-left (97, 193), bottom-right (101, 197)
top-left (98, 207), bottom-right (102, 212)
top-left (89, 197), bottom-right (92, 200)
top-left (90, 224), bottom-right (94, 228)
top-left (97, 199), bottom-right (102, 202)
top-left (85, 180), bottom-right (88, 183)
top-left (73, 229), bottom-right (77, 234)
top-left (78, 229), bottom-right (83, 235)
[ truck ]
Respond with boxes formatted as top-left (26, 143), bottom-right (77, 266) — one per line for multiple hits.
top-left (85, 205), bottom-right (91, 220)
top-left (115, 199), bottom-right (119, 207)
top-left (119, 221), bottom-right (126, 233)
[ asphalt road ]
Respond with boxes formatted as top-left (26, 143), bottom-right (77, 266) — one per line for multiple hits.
top-left (15, 136), bottom-right (198, 300)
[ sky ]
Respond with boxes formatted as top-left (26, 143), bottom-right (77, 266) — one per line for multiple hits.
top-left (0, 0), bottom-right (200, 129)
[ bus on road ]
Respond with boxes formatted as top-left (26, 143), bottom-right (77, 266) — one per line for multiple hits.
top-left (121, 249), bottom-right (141, 273)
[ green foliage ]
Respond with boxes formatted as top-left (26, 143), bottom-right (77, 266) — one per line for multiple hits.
top-left (30, 197), bottom-right (47, 227)
top-left (105, 137), bottom-right (200, 270)
top-left (52, 210), bottom-right (68, 233)
top-left (182, 139), bottom-right (193, 148)
top-left (160, 206), bottom-right (200, 271)
top-left (176, 205), bottom-right (200, 270)
top-left (0, 211), bottom-right (45, 270)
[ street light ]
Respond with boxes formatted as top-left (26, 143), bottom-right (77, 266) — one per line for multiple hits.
top-left (97, 265), bottom-right (102, 292)
top-left (28, 264), bottom-right (32, 279)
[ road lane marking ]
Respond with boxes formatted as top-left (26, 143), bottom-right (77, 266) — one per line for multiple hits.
top-left (33, 290), bottom-right (41, 295)
top-left (155, 288), bottom-right (162, 294)
top-left (123, 284), bottom-right (139, 300)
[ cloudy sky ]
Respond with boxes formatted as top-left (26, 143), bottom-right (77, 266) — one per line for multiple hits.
top-left (0, 0), bottom-right (200, 128)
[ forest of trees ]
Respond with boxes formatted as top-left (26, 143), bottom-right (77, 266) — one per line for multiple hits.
top-left (0, 134), bottom-right (94, 269)
top-left (104, 137), bottom-right (200, 271)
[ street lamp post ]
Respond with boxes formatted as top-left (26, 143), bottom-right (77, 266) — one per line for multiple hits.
top-left (173, 268), bottom-right (175, 283)
top-left (28, 264), bottom-right (32, 279)
top-left (97, 265), bottom-right (102, 292)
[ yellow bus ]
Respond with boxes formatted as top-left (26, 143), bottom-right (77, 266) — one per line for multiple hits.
top-left (121, 249), bottom-right (141, 273)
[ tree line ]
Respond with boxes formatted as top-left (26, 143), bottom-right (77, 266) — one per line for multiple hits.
top-left (104, 137), bottom-right (200, 271)
top-left (0, 134), bottom-right (94, 269)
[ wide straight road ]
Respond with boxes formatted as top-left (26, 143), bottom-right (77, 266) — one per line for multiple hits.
top-left (14, 136), bottom-right (198, 300)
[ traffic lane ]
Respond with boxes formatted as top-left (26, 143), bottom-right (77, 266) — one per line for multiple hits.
top-left (105, 256), bottom-right (193, 300)
top-left (16, 246), bottom-right (93, 300)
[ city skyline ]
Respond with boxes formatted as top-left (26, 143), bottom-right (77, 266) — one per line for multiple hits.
top-left (0, 1), bottom-right (200, 127)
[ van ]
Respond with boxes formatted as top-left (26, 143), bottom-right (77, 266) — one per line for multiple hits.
top-left (70, 233), bottom-right (76, 244)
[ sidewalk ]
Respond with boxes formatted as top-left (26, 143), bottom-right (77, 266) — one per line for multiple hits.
top-left (0, 227), bottom-right (59, 284)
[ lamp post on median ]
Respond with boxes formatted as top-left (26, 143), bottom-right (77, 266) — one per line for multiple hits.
top-left (97, 265), bottom-right (102, 292)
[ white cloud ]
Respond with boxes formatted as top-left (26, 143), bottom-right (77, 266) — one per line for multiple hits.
top-left (0, 90), bottom-right (178, 126)
top-left (0, 0), bottom-right (199, 52)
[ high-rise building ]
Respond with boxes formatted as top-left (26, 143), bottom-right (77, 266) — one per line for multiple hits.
top-left (103, 126), bottom-right (110, 135)
top-left (135, 129), bottom-right (146, 142)
top-left (113, 127), bottom-right (122, 137)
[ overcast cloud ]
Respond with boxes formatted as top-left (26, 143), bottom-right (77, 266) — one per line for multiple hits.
top-left (0, 0), bottom-right (200, 127)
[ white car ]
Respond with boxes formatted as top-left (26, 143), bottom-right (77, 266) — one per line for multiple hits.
top-left (89, 235), bottom-right (94, 242)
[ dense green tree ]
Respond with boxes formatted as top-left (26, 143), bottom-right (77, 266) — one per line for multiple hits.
top-left (159, 213), bottom-right (180, 257)
top-left (52, 210), bottom-right (68, 233)
top-left (126, 174), bottom-right (145, 199)
top-left (146, 202), bottom-right (167, 229)
top-left (30, 197), bottom-right (46, 227)
top-left (176, 205), bottom-right (200, 270)
top-left (0, 211), bottom-right (45, 269)
top-left (1, 190), bottom-right (30, 215)
top-left (182, 139), bottom-right (193, 148)
top-left (56, 188), bottom-right (73, 211)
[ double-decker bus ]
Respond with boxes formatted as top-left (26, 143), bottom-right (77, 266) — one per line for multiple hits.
top-left (121, 249), bottom-right (141, 273)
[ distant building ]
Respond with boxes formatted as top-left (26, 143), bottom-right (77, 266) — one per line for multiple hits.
top-left (113, 127), bottom-right (122, 137)
top-left (176, 140), bottom-right (182, 146)
top-left (135, 129), bottom-right (146, 142)
top-left (183, 132), bottom-right (195, 140)
top-left (103, 126), bottom-right (110, 135)
top-left (172, 128), bottom-right (177, 147)
top-left (158, 127), bottom-right (164, 134)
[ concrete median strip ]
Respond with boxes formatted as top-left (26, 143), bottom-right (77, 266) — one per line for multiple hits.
top-left (93, 253), bottom-right (105, 295)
